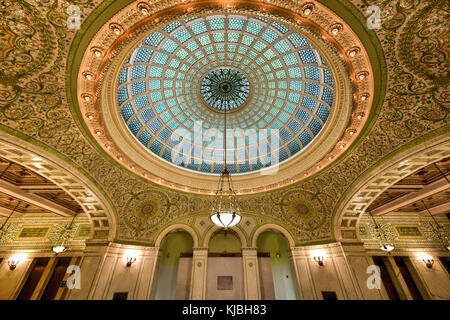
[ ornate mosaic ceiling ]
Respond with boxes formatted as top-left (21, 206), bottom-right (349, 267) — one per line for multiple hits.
top-left (118, 15), bottom-right (335, 174)
top-left (0, 0), bottom-right (448, 246)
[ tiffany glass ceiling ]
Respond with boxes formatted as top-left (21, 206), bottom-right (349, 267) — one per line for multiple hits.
top-left (118, 15), bottom-right (335, 175)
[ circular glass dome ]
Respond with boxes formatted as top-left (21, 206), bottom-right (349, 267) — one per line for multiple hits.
top-left (118, 15), bottom-right (335, 175)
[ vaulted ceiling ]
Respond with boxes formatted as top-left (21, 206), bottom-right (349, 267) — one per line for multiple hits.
top-left (0, 156), bottom-right (82, 217)
top-left (0, 0), bottom-right (448, 246)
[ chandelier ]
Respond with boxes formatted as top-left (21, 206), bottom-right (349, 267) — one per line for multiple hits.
top-left (210, 97), bottom-right (241, 229)
top-left (368, 211), bottom-right (394, 252)
top-left (52, 211), bottom-right (79, 254)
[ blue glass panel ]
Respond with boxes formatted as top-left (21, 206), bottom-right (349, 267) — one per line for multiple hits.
top-left (162, 21), bottom-right (181, 33)
top-left (150, 91), bottom-right (163, 102)
top-left (288, 119), bottom-right (302, 133)
top-left (278, 148), bottom-right (289, 161)
top-left (261, 29), bottom-right (278, 43)
top-left (149, 66), bottom-right (163, 78)
top-left (301, 96), bottom-right (316, 111)
top-left (162, 147), bottom-right (172, 162)
top-left (239, 162), bottom-right (250, 172)
top-left (287, 33), bottom-right (308, 48)
top-left (161, 39), bottom-right (178, 54)
top-left (150, 139), bottom-right (163, 155)
top-left (200, 162), bottom-right (211, 172)
top-left (288, 67), bottom-right (302, 78)
top-left (131, 82), bottom-right (146, 95)
top-left (322, 87), bottom-right (334, 106)
top-left (287, 140), bottom-right (301, 154)
top-left (134, 95), bottom-right (149, 110)
top-left (140, 108), bottom-right (155, 123)
top-left (272, 22), bottom-right (289, 34)
top-left (299, 130), bottom-right (312, 146)
top-left (135, 48), bottom-right (153, 62)
top-left (246, 21), bottom-right (263, 35)
top-left (158, 127), bottom-right (171, 142)
top-left (138, 130), bottom-right (151, 146)
top-left (288, 92), bottom-right (300, 104)
top-left (296, 109), bottom-right (310, 123)
top-left (316, 104), bottom-right (330, 122)
top-left (283, 53), bottom-right (298, 66)
top-left (280, 128), bottom-right (292, 142)
top-left (274, 40), bottom-right (290, 54)
top-left (174, 29), bottom-right (191, 43)
top-left (299, 49), bottom-right (317, 64)
top-left (143, 32), bottom-right (164, 47)
top-left (305, 82), bottom-right (320, 97)
top-left (308, 117), bottom-right (322, 135)
top-left (149, 80), bottom-right (161, 90)
top-left (128, 117), bottom-right (142, 135)
top-left (208, 18), bottom-right (225, 30)
top-left (226, 163), bottom-right (237, 173)
top-left (304, 66), bottom-right (320, 80)
top-left (131, 65), bottom-right (147, 80)
top-left (323, 69), bottom-right (333, 86)
top-left (148, 118), bottom-right (162, 133)
top-left (119, 68), bottom-right (127, 84)
top-left (118, 87), bottom-right (128, 105)
top-left (190, 22), bottom-right (207, 35)
top-left (121, 103), bottom-right (133, 121)
top-left (154, 52), bottom-right (169, 65)
top-left (228, 18), bottom-right (244, 30)
top-left (290, 81), bottom-right (302, 91)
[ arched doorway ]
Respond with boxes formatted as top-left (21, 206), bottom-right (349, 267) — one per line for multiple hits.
top-left (151, 231), bottom-right (193, 300)
top-left (256, 231), bottom-right (298, 300)
top-left (206, 229), bottom-right (244, 300)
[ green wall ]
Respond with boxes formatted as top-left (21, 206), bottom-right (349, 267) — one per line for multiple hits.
top-left (257, 231), bottom-right (298, 300)
top-left (153, 231), bottom-right (193, 300)
top-left (209, 231), bottom-right (242, 253)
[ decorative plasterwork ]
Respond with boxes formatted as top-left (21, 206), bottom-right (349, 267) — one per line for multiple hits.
top-left (0, 134), bottom-right (116, 241)
top-left (77, 0), bottom-right (374, 194)
top-left (149, 212), bottom-right (296, 248)
top-left (335, 135), bottom-right (450, 243)
top-left (1, 0), bottom-right (447, 245)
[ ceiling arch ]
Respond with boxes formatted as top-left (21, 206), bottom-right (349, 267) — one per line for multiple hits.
top-left (334, 134), bottom-right (450, 243)
top-left (0, 133), bottom-right (117, 241)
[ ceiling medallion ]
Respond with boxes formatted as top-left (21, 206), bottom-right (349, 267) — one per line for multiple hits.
top-left (201, 68), bottom-right (250, 112)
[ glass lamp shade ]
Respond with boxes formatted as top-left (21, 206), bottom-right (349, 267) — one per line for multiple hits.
top-left (52, 245), bottom-right (67, 254)
top-left (210, 211), bottom-right (241, 228)
top-left (379, 244), bottom-right (395, 252)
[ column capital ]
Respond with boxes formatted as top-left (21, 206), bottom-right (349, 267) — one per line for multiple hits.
top-left (192, 247), bottom-right (208, 252)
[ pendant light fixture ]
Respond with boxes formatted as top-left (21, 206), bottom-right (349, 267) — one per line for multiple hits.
top-left (368, 211), bottom-right (394, 252)
top-left (210, 100), bottom-right (241, 228)
top-left (52, 211), bottom-right (79, 254)
top-left (423, 162), bottom-right (450, 251)
top-left (422, 199), bottom-right (450, 251)
top-left (0, 199), bottom-right (20, 240)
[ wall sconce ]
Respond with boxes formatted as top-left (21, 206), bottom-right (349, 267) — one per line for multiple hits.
top-left (379, 244), bottom-right (395, 252)
top-left (276, 252), bottom-right (280, 259)
top-left (52, 245), bottom-right (67, 254)
top-left (125, 256), bottom-right (136, 267)
top-left (313, 255), bottom-right (325, 266)
top-left (124, 250), bottom-right (139, 267)
top-left (7, 254), bottom-right (25, 270)
top-left (420, 255), bottom-right (434, 269)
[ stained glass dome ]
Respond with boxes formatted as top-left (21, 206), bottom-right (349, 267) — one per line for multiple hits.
top-left (118, 15), bottom-right (335, 175)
